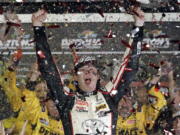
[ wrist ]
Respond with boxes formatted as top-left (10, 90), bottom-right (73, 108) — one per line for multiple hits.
top-left (135, 21), bottom-right (144, 27)
top-left (29, 73), bottom-right (39, 81)
top-left (33, 22), bottom-right (43, 27)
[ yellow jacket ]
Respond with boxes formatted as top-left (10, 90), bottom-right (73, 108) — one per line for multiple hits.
top-left (0, 69), bottom-right (22, 112)
top-left (20, 89), bottom-right (64, 135)
top-left (1, 70), bottom-right (64, 135)
top-left (145, 86), bottom-right (167, 130)
top-left (116, 86), bottom-right (167, 135)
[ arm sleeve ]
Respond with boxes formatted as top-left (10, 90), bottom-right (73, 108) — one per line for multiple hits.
top-left (33, 26), bottom-right (70, 110)
top-left (145, 86), bottom-right (167, 130)
top-left (112, 26), bottom-right (143, 105)
top-left (148, 86), bottom-right (167, 111)
top-left (0, 70), bottom-right (22, 112)
top-left (19, 90), bottom-right (43, 124)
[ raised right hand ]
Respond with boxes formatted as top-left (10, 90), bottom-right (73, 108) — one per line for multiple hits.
top-left (132, 6), bottom-right (145, 27)
top-left (32, 9), bottom-right (47, 26)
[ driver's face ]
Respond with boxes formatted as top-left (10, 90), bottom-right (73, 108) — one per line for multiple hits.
top-left (75, 64), bottom-right (99, 92)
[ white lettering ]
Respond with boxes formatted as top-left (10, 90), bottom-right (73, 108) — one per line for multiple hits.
top-left (0, 39), bottom-right (34, 49)
top-left (143, 38), bottom-right (170, 48)
top-left (61, 38), bottom-right (102, 49)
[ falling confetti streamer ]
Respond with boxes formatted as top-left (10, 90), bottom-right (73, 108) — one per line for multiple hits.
top-left (142, 43), bottom-right (150, 51)
top-left (124, 68), bottom-right (133, 71)
top-left (121, 40), bottom-right (133, 49)
top-left (104, 30), bottom-right (113, 38)
top-left (96, 6), bottom-right (104, 18)
top-left (6, 22), bottom-right (21, 27)
top-left (4, 25), bottom-right (11, 37)
top-left (149, 63), bottom-right (159, 69)
top-left (0, 6), bottom-right (3, 14)
top-left (69, 43), bottom-right (79, 65)
top-left (47, 24), bottom-right (60, 29)
top-left (37, 51), bottom-right (46, 59)
top-left (29, 39), bottom-right (36, 44)
top-left (13, 48), bottom-right (23, 62)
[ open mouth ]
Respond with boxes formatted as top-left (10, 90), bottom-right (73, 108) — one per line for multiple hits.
top-left (85, 78), bottom-right (91, 85)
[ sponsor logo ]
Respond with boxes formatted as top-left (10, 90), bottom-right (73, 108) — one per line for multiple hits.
top-left (76, 106), bottom-right (88, 112)
top-left (61, 38), bottom-right (102, 49)
top-left (143, 38), bottom-right (170, 49)
top-left (96, 104), bottom-right (107, 112)
top-left (118, 128), bottom-right (138, 135)
top-left (0, 39), bottom-right (34, 49)
top-left (39, 126), bottom-right (60, 135)
top-left (82, 119), bottom-right (108, 134)
top-left (77, 30), bottom-right (98, 39)
top-left (76, 99), bottom-right (89, 106)
top-left (144, 30), bottom-right (170, 49)
top-left (127, 120), bottom-right (136, 125)
top-left (39, 118), bottom-right (49, 126)
top-left (97, 111), bottom-right (111, 118)
top-left (62, 30), bottom-right (102, 49)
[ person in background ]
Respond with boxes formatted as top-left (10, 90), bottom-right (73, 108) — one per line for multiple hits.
top-left (0, 7), bottom-right (24, 126)
top-left (116, 61), bottom-right (168, 135)
top-left (165, 62), bottom-right (180, 135)
top-left (1, 61), bottom-right (64, 135)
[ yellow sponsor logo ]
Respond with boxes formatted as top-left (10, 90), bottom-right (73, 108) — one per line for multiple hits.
top-left (96, 104), bottom-right (107, 112)
top-left (39, 126), bottom-right (61, 135)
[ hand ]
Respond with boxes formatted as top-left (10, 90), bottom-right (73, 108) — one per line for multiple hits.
top-left (29, 62), bottom-right (41, 81)
top-left (160, 61), bottom-right (173, 76)
top-left (132, 7), bottom-right (145, 27)
top-left (1, 11), bottom-right (22, 42)
top-left (4, 10), bottom-right (21, 24)
top-left (31, 62), bottom-right (39, 71)
top-left (32, 9), bottom-right (47, 26)
top-left (45, 99), bottom-right (60, 120)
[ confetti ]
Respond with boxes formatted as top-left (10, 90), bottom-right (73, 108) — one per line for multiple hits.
top-left (104, 30), bottom-right (113, 38)
top-left (48, 35), bottom-right (54, 40)
top-left (47, 25), bottom-right (60, 29)
top-left (13, 48), bottom-right (22, 61)
top-left (97, 8), bottom-right (104, 18)
top-left (0, 6), bottom-right (3, 14)
top-left (124, 68), bottom-right (133, 71)
top-left (6, 22), bottom-right (21, 27)
top-left (160, 61), bottom-right (165, 65)
top-left (37, 51), bottom-right (46, 59)
top-left (69, 43), bottom-right (76, 49)
top-left (142, 43), bottom-right (150, 51)
top-left (4, 25), bottom-right (11, 37)
top-left (29, 39), bottom-right (36, 44)
top-left (69, 43), bottom-right (79, 65)
top-left (149, 63), bottom-right (159, 69)
top-left (121, 40), bottom-right (132, 49)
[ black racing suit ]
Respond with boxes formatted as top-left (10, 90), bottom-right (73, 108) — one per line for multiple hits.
top-left (34, 25), bottom-right (143, 135)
